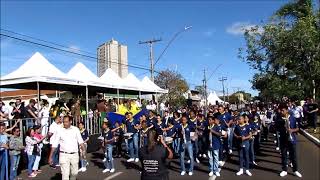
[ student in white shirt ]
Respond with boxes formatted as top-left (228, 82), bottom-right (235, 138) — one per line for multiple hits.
top-left (49, 116), bottom-right (85, 180)
top-left (48, 116), bottom-right (63, 168)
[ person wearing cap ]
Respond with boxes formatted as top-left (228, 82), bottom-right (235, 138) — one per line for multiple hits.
top-left (49, 116), bottom-right (85, 180)
top-left (234, 115), bottom-right (252, 176)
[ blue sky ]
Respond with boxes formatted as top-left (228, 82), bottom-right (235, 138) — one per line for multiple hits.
top-left (1, 0), bottom-right (292, 96)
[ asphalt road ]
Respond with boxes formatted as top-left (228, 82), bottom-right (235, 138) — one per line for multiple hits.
top-left (19, 134), bottom-right (320, 180)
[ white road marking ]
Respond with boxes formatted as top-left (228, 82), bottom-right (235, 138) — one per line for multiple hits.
top-left (104, 172), bottom-right (123, 180)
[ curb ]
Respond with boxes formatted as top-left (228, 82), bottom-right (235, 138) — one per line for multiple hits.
top-left (300, 129), bottom-right (320, 147)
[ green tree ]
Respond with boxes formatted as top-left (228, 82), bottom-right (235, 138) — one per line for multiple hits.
top-left (154, 69), bottom-right (189, 108)
top-left (240, 0), bottom-right (320, 101)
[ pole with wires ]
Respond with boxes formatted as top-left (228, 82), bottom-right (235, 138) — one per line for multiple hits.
top-left (219, 76), bottom-right (227, 103)
top-left (139, 39), bottom-right (162, 82)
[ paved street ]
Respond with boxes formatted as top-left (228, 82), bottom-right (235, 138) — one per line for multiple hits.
top-left (19, 134), bottom-right (320, 180)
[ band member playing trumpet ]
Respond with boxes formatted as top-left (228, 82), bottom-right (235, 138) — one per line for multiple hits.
top-left (179, 115), bottom-right (194, 176)
top-left (278, 104), bottom-right (302, 178)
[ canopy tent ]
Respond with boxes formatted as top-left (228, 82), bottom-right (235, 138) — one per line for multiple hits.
top-left (0, 52), bottom-right (84, 90)
top-left (122, 73), bottom-right (145, 91)
top-left (141, 76), bottom-right (168, 93)
top-left (99, 68), bottom-right (125, 89)
top-left (207, 91), bottom-right (226, 105)
top-left (67, 62), bottom-right (112, 88)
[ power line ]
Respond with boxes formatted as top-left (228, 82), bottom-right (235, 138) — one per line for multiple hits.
top-left (0, 33), bottom-right (159, 73)
top-left (1, 28), bottom-right (96, 56)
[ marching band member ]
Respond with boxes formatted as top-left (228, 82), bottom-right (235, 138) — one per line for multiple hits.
top-left (217, 105), bottom-right (233, 155)
top-left (249, 107), bottom-right (261, 154)
top-left (196, 114), bottom-right (208, 158)
top-left (234, 115), bottom-right (252, 176)
top-left (78, 122), bottom-right (89, 172)
top-left (278, 104), bottom-right (302, 178)
top-left (126, 112), bottom-right (141, 163)
top-left (208, 116), bottom-right (225, 177)
top-left (188, 111), bottom-right (199, 163)
top-left (246, 114), bottom-right (258, 166)
top-left (102, 122), bottom-right (116, 173)
top-left (172, 111), bottom-right (181, 155)
top-left (154, 114), bottom-right (166, 136)
top-left (114, 122), bottom-right (124, 158)
top-left (179, 115), bottom-right (194, 176)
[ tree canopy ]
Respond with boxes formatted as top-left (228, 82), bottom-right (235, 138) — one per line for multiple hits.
top-left (240, 0), bottom-right (320, 101)
top-left (154, 69), bottom-right (189, 108)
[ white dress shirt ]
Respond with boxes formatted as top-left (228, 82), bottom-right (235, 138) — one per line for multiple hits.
top-left (52, 126), bottom-right (84, 153)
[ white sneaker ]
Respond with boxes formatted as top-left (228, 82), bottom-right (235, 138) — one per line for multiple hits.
top-left (110, 168), bottom-right (115, 173)
top-left (199, 154), bottom-right (202, 158)
top-left (236, 169), bottom-right (243, 176)
top-left (82, 167), bottom-right (87, 172)
top-left (55, 164), bottom-right (60, 167)
top-left (274, 140), bottom-right (277, 144)
top-left (273, 134), bottom-right (276, 137)
top-left (102, 169), bottom-right (110, 173)
top-left (202, 154), bottom-right (207, 158)
top-left (219, 161), bottom-right (225, 166)
top-left (209, 171), bottom-right (213, 177)
top-left (276, 147), bottom-right (280, 151)
top-left (127, 158), bottom-right (134, 162)
top-left (245, 170), bottom-right (252, 176)
top-left (215, 172), bottom-right (221, 177)
top-left (294, 171), bottom-right (302, 178)
top-left (195, 158), bottom-right (200, 164)
top-left (188, 172), bottom-right (193, 176)
top-left (253, 161), bottom-right (258, 166)
top-left (135, 158), bottom-right (139, 163)
top-left (78, 168), bottom-right (84, 172)
top-left (181, 171), bottom-right (186, 176)
top-left (289, 163), bottom-right (293, 167)
top-left (279, 171), bottom-right (287, 177)
top-left (102, 158), bottom-right (106, 162)
top-left (187, 160), bottom-right (191, 164)
top-left (229, 149), bottom-right (233, 154)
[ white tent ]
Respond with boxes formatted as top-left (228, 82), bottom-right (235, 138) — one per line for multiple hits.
top-left (141, 76), bottom-right (168, 93)
top-left (122, 73), bottom-right (145, 91)
top-left (0, 52), bottom-right (83, 86)
top-left (99, 68), bottom-right (125, 89)
top-left (207, 91), bottom-right (225, 105)
top-left (67, 62), bottom-right (112, 88)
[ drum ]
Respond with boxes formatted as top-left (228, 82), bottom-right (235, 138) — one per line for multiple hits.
top-left (165, 137), bottom-right (173, 144)
top-left (124, 133), bottom-right (133, 139)
top-left (190, 132), bottom-right (198, 141)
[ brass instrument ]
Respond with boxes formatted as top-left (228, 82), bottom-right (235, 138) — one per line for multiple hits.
top-left (284, 117), bottom-right (293, 141)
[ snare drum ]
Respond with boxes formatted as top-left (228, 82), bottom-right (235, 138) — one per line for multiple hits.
top-left (124, 133), bottom-right (133, 139)
top-left (165, 137), bottom-right (173, 144)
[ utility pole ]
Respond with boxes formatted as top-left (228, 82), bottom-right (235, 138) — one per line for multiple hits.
top-left (139, 38), bottom-right (162, 82)
top-left (219, 76), bottom-right (227, 103)
top-left (202, 68), bottom-right (208, 115)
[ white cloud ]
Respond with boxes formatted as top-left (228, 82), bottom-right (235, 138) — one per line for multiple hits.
top-left (226, 22), bottom-right (263, 35)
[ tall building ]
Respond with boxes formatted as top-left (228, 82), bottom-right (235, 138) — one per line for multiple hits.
top-left (97, 39), bottom-right (128, 78)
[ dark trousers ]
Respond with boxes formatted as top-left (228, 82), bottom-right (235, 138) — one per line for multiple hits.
top-left (197, 135), bottom-right (207, 155)
top-left (253, 133), bottom-right (261, 153)
top-left (115, 136), bottom-right (123, 156)
top-left (280, 141), bottom-right (298, 172)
